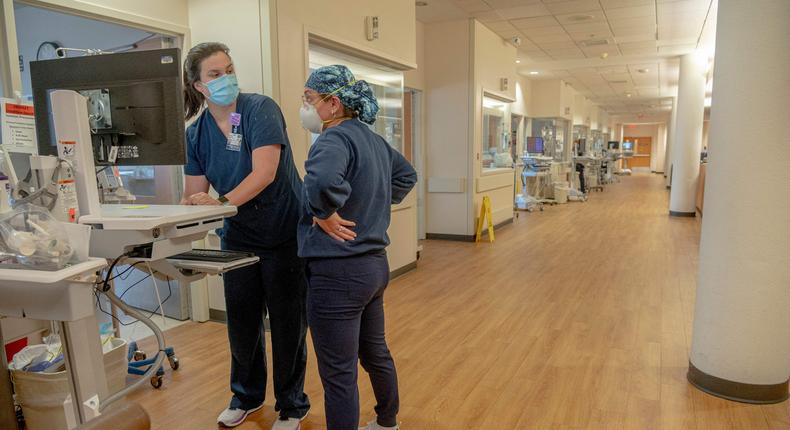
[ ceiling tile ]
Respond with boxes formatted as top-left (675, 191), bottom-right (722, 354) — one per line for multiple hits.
top-left (600, 0), bottom-right (654, 8)
top-left (561, 20), bottom-right (611, 34)
top-left (485, 20), bottom-right (517, 32)
top-left (618, 40), bottom-right (657, 49)
top-left (613, 25), bottom-right (657, 37)
top-left (569, 31), bottom-right (615, 42)
top-left (657, 0), bottom-right (711, 15)
top-left (454, 0), bottom-right (492, 13)
top-left (604, 72), bottom-right (633, 82)
top-left (657, 44), bottom-right (697, 54)
top-left (619, 47), bottom-right (657, 55)
top-left (473, 10), bottom-right (505, 22)
top-left (638, 88), bottom-right (660, 97)
top-left (547, 48), bottom-right (587, 59)
top-left (656, 37), bottom-right (697, 46)
top-left (544, 0), bottom-right (602, 15)
top-left (536, 40), bottom-right (580, 50)
top-left (609, 16), bottom-right (656, 28)
top-left (520, 25), bottom-right (566, 36)
top-left (510, 16), bottom-right (559, 29)
top-left (495, 27), bottom-right (523, 38)
top-left (483, 0), bottom-right (543, 7)
top-left (496, 3), bottom-right (552, 19)
top-left (604, 4), bottom-right (655, 19)
top-left (529, 32), bottom-right (573, 43)
top-left (555, 11), bottom-right (606, 25)
top-left (598, 65), bottom-right (629, 74)
top-left (614, 33), bottom-right (657, 43)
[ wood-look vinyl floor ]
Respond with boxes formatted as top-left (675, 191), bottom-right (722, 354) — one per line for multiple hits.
top-left (128, 174), bottom-right (790, 429)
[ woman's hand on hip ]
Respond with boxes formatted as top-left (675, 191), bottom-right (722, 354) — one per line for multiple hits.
top-left (187, 192), bottom-right (221, 206)
top-left (313, 213), bottom-right (357, 242)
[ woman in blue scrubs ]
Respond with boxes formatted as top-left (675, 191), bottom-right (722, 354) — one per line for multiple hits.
top-left (297, 65), bottom-right (417, 430)
top-left (181, 42), bottom-right (309, 430)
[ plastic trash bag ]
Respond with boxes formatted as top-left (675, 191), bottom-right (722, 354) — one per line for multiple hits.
top-left (0, 204), bottom-right (75, 270)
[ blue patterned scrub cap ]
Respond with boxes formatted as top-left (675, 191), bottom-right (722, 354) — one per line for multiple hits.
top-left (305, 65), bottom-right (379, 125)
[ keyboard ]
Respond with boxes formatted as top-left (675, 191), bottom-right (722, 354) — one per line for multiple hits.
top-left (170, 249), bottom-right (254, 263)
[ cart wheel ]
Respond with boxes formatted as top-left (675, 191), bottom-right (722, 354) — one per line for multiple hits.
top-left (133, 351), bottom-right (147, 361)
top-left (151, 375), bottom-right (163, 389)
top-left (168, 356), bottom-right (180, 371)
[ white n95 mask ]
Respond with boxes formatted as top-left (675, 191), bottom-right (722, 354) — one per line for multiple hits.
top-left (300, 103), bottom-right (324, 134)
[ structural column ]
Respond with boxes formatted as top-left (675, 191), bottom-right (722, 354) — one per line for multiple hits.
top-left (688, 0), bottom-right (789, 403)
top-left (668, 53), bottom-right (706, 215)
top-left (664, 97), bottom-right (677, 185)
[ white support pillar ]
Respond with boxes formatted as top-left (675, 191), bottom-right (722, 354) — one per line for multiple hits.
top-left (688, 0), bottom-right (790, 404)
top-left (668, 54), bottom-right (706, 215)
top-left (664, 97), bottom-right (677, 184)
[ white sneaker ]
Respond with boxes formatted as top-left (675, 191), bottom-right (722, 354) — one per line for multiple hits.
top-left (217, 404), bottom-right (263, 428)
top-left (359, 420), bottom-right (399, 430)
top-left (271, 408), bottom-right (309, 430)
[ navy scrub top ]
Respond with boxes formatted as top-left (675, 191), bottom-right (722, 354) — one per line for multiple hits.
top-left (185, 93), bottom-right (303, 250)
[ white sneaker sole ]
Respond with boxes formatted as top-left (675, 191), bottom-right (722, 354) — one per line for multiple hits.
top-left (218, 404), bottom-right (264, 428)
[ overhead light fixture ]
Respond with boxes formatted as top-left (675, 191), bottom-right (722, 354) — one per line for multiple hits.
top-left (529, 71), bottom-right (539, 75)
top-left (625, 92), bottom-right (632, 98)
top-left (516, 59), bottom-right (521, 64)
top-left (600, 52), bottom-right (609, 59)
top-left (415, 1), bottom-right (428, 6)
top-left (637, 68), bottom-right (649, 73)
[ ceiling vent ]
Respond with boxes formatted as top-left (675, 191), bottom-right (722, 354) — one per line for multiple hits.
top-left (580, 39), bottom-right (609, 47)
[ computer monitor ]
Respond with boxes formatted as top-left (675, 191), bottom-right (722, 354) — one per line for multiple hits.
top-left (30, 48), bottom-right (185, 166)
top-left (527, 137), bottom-right (544, 154)
top-left (622, 141), bottom-right (634, 151)
top-left (607, 141), bottom-right (619, 150)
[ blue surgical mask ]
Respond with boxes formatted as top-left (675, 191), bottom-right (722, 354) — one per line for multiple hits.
top-left (203, 74), bottom-right (239, 106)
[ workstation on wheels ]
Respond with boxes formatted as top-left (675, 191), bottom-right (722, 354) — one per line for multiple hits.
top-left (0, 48), bottom-right (258, 429)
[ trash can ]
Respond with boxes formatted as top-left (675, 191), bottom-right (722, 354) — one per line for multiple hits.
top-left (11, 338), bottom-right (128, 430)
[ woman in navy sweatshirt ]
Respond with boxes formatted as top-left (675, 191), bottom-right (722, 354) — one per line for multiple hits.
top-left (297, 65), bottom-right (417, 430)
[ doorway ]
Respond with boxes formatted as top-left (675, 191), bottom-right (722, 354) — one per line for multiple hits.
top-left (624, 136), bottom-right (652, 170)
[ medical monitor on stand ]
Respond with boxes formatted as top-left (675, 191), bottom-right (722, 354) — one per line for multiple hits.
top-left (30, 48), bottom-right (185, 166)
top-left (526, 137), bottom-right (544, 155)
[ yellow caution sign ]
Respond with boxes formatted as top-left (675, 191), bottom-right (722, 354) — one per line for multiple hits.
top-left (475, 195), bottom-right (495, 243)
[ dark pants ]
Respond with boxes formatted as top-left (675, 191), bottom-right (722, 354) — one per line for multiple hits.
top-left (222, 238), bottom-right (310, 418)
top-left (306, 252), bottom-right (399, 430)
top-left (576, 163), bottom-right (586, 193)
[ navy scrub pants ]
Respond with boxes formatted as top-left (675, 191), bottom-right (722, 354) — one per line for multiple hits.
top-left (306, 251), bottom-right (400, 430)
top-left (222, 238), bottom-right (311, 418)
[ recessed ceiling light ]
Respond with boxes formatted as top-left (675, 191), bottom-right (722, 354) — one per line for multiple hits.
top-left (600, 52), bottom-right (609, 59)
top-left (637, 68), bottom-right (649, 73)
top-left (625, 92), bottom-right (632, 97)
top-left (516, 59), bottom-right (521, 64)
top-left (415, 1), bottom-right (428, 6)
top-left (529, 71), bottom-right (539, 75)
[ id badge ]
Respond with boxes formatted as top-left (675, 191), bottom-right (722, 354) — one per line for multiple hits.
top-left (226, 133), bottom-right (243, 151)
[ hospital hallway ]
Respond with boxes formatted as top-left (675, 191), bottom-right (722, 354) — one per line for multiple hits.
top-left (127, 173), bottom-right (790, 430)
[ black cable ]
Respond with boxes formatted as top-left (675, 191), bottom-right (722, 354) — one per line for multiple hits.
top-left (111, 261), bottom-right (145, 282)
top-left (118, 273), bottom-right (152, 301)
top-left (102, 253), bottom-right (130, 292)
top-left (94, 290), bottom-right (138, 327)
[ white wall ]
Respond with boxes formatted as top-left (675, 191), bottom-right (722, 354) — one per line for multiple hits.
top-left (424, 20), bottom-right (471, 236)
top-left (14, 5), bottom-right (152, 99)
top-left (471, 20), bottom-right (516, 228)
top-left (188, 0), bottom-right (268, 96)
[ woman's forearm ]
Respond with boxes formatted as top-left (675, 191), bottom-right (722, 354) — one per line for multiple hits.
top-left (225, 168), bottom-right (275, 206)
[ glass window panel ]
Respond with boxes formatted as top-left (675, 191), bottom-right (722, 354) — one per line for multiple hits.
top-left (308, 45), bottom-right (404, 154)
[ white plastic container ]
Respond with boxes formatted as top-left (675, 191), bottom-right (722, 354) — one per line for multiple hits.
top-left (554, 186), bottom-right (569, 204)
top-left (12, 338), bottom-right (128, 430)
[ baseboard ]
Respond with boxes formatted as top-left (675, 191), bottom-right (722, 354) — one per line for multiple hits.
top-left (669, 210), bottom-right (696, 217)
top-left (390, 261), bottom-right (417, 279)
top-left (209, 308), bottom-right (226, 323)
top-left (427, 217), bottom-right (514, 243)
top-left (426, 233), bottom-right (474, 242)
top-left (688, 361), bottom-right (790, 404)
